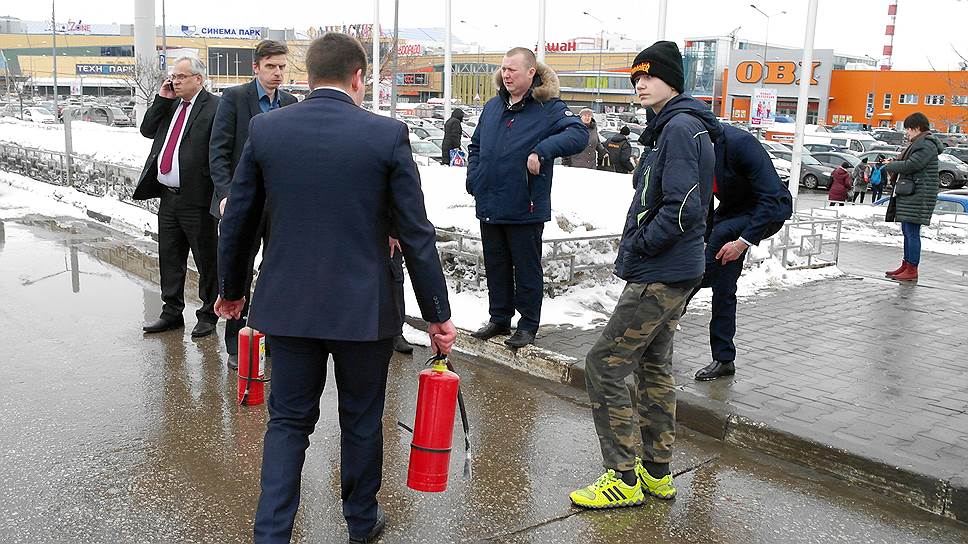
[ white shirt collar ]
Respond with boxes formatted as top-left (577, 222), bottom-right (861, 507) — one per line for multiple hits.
top-left (314, 86), bottom-right (354, 101)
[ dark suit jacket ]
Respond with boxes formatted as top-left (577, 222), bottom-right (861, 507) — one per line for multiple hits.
top-left (218, 88), bottom-right (451, 341)
top-left (710, 125), bottom-right (793, 246)
top-left (133, 90), bottom-right (220, 208)
top-left (208, 80), bottom-right (298, 218)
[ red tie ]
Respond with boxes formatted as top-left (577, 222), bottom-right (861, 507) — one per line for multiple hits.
top-left (713, 174), bottom-right (719, 196)
top-left (159, 100), bottom-right (191, 175)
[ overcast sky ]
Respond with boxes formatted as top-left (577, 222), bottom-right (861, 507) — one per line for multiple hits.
top-left (9, 0), bottom-right (968, 70)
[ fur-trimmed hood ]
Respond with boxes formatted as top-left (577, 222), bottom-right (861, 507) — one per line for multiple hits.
top-left (493, 62), bottom-right (561, 104)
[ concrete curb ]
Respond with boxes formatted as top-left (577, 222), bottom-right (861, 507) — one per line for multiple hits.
top-left (20, 214), bottom-right (966, 526)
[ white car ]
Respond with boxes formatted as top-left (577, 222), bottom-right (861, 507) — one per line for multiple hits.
top-left (23, 107), bottom-right (57, 124)
top-left (761, 140), bottom-right (792, 153)
top-left (408, 134), bottom-right (444, 164)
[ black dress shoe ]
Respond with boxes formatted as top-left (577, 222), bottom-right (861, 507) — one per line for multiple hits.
top-left (143, 317), bottom-right (184, 334)
top-left (191, 321), bottom-right (217, 338)
top-left (695, 360), bottom-right (736, 381)
top-left (393, 335), bottom-right (414, 354)
top-left (471, 322), bottom-right (511, 340)
top-left (227, 354), bottom-right (238, 371)
top-left (349, 507), bottom-right (386, 544)
top-left (504, 329), bottom-right (536, 349)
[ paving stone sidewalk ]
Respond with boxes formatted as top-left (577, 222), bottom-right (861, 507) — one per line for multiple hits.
top-left (536, 242), bottom-right (968, 486)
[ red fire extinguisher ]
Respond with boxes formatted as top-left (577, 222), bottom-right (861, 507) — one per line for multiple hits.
top-left (406, 354), bottom-right (472, 492)
top-left (238, 327), bottom-right (269, 406)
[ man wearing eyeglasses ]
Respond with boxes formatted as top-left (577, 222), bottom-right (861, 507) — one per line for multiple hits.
top-left (134, 56), bottom-right (221, 339)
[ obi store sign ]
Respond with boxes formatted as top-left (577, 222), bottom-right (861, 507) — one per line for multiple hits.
top-left (734, 60), bottom-right (823, 85)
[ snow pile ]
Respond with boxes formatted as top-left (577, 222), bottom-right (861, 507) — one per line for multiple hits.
top-left (802, 204), bottom-right (968, 256)
top-left (0, 171), bottom-right (157, 237)
top-left (0, 117), bottom-right (151, 167)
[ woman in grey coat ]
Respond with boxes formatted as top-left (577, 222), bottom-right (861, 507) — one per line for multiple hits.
top-left (882, 112), bottom-right (944, 282)
top-left (850, 157), bottom-right (870, 203)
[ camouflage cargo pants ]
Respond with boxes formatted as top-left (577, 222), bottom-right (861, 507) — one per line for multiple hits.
top-left (585, 280), bottom-right (696, 472)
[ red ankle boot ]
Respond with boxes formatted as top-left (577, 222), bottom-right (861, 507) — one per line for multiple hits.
top-left (886, 261), bottom-right (908, 277)
top-left (893, 263), bottom-right (919, 281)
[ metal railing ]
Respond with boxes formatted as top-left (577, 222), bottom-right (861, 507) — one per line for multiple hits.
top-left (0, 141), bottom-right (158, 214)
top-left (0, 140), bottom-right (842, 286)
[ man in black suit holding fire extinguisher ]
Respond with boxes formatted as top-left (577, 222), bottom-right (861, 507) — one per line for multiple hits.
top-left (216, 33), bottom-right (456, 543)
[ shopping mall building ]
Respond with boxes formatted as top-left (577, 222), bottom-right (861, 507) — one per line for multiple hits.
top-left (1, 17), bottom-right (965, 131)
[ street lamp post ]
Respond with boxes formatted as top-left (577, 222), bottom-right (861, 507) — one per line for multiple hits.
top-left (750, 4), bottom-right (786, 63)
top-left (583, 11), bottom-right (605, 111)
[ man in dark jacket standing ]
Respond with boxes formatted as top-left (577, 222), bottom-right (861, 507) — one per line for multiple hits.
top-left (606, 126), bottom-right (635, 173)
top-left (570, 41), bottom-right (720, 509)
top-left (690, 124), bottom-right (793, 381)
top-left (134, 56), bottom-right (220, 339)
top-left (466, 47), bottom-right (587, 348)
top-left (215, 33), bottom-right (456, 543)
top-left (563, 108), bottom-right (605, 169)
top-left (441, 107), bottom-right (465, 165)
top-left (209, 39), bottom-right (298, 370)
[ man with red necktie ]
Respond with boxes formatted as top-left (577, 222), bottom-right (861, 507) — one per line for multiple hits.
top-left (133, 56), bottom-right (221, 339)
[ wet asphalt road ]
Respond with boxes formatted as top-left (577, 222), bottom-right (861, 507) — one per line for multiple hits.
top-left (1, 218), bottom-right (967, 544)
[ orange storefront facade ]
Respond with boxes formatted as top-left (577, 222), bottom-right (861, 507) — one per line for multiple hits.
top-left (827, 70), bottom-right (968, 133)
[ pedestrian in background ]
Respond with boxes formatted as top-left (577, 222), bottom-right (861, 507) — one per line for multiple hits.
top-left (851, 157), bottom-right (871, 203)
top-left (441, 107), bottom-right (465, 165)
top-left (563, 108), bottom-right (605, 169)
top-left (870, 155), bottom-right (886, 202)
top-left (829, 161), bottom-right (852, 206)
top-left (883, 112), bottom-right (944, 282)
top-left (606, 126), bottom-right (635, 174)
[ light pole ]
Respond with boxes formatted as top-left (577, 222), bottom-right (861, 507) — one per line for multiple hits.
top-left (583, 11), bottom-right (605, 111)
top-left (51, 1), bottom-right (58, 113)
top-left (750, 4), bottom-right (786, 63)
top-left (161, 0), bottom-right (167, 72)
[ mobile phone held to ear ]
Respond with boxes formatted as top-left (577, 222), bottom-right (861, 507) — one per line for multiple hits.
top-left (167, 80), bottom-right (175, 93)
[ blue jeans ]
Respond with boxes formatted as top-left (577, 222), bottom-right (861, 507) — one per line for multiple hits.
top-left (901, 221), bottom-right (922, 266)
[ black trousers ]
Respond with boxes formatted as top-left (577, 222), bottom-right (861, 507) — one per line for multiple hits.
top-left (157, 189), bottom-right (218, 323)
top-left (223, 214), bottom-right (269, 355)
top-left (253, 335), bottom-right (393, 543)
top-left (683, 216), bottom-right (748, 363)
top-left (391, 250), bottom-right (406, 327)
top-left (480, 221), bottom-right (544, 333)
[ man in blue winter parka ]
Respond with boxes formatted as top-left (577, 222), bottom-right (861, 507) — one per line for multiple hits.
top-left (466, 46), bottom-right (588, 349)
top-left (570, 40), bottom-right (722, 509)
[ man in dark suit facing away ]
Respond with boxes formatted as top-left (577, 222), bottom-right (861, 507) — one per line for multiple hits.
top-left (208, 39), bottom-right (298, 370)
top-left (134, 56), bottom-right (220, 339)
top-left (216, 33), bottom-right (457, 544)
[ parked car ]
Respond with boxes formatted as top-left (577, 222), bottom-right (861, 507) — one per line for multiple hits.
top-left (857, 150), bottom-right (968, 189)
top-left (761, 140), bottom-right (793, 153)
top-left (769, 149), bottom-right (835, 189)
top-left (410, 126), bottom-right (445, 140)
top-left (72, 105), bottom-right (135, 127)
top-left (408, 136), bottom-right (444, 164)
top-left (22, 107), bottom-right (56, 124)
top-left (804, 143), bottom-right (847, 154)
top-left (873, 191), bottom-right (968, 215)
top-left (937, 133), bottom-right (968, 148)
top-left (873, 130), bottom-right (905, 146)
top-left (945, 147), bottom-right (968, 164)
top-left (811, 151), bottom-right (861, 170)
top-left (831, 122), bottom-right (869, 133)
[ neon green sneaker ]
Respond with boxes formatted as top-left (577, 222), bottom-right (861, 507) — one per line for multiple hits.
top-left (635, 458), bottom-right (676, 499)
top-left (569, 469), bottom-right (644, 509)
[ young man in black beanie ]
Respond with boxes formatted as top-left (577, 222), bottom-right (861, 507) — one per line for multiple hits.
top-left (570, 40), bottom-right (721, 509)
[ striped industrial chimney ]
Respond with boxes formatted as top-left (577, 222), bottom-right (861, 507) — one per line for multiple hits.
top-left (882, 1), bottom-right (897, 70)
